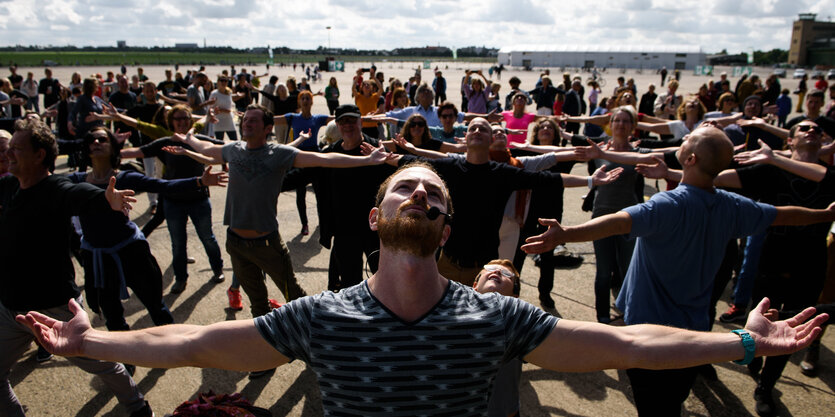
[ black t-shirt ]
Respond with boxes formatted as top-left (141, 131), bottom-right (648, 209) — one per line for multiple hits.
top-left (0, 175), bottom-right (109, 311)
top-left (736, 163), bottom-right (835, 271)
top-left (8, 74), bottom-right (22, 88)
top-left (139, 135), bottom-right (223, 202)
top-left (234, 84), bottom-right (252, 110)
top-left (399, 156), bottom-right (565, 265)
top-left (316, 136), bottom-right (395, 238)
top-left (38, 77), bottom-right (61, 105)
top-left (108, 91), bottom-right (136, 111)
top-left (157, 80), bottom-right (183, 96)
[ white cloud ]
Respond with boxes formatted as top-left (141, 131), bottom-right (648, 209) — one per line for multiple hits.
top-left (1, 0), bottom-right (833, 53)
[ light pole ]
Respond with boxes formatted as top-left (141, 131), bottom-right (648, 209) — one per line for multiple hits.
top-left (326, 26), bottom-right (331, 52)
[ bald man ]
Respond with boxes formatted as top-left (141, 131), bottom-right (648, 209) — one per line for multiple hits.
top-left (523, 125), bottom-right (835, 415)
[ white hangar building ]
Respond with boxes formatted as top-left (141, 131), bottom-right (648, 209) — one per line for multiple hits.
top-left (497, 45), bottom-right (706, 70)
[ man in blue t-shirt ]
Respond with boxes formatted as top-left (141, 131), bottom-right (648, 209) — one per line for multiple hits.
top-left (19, 157), bottom-right (831, 416)
top-left (523, 125), bottom-right (835, 416)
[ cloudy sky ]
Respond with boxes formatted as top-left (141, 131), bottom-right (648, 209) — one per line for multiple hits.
top-left (1, 0), bottom-right (833, 54)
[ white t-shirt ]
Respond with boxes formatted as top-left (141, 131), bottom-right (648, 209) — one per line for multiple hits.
top-left (209, 89), bottom-right (235, 132)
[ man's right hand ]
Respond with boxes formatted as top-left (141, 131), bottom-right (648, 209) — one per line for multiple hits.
top-left (15, 299), bottom-right (91, 358)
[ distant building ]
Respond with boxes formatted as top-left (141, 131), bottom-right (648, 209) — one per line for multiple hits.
top-left (789, 13), bottom-right (835, 67)
top-left (497, 45), bottom-right (706, 70)
top-left (706, 53), bottom-right (748, 66)
top-left (175, 43), bottom-right (199, 49)
top-left (117, 40), bottom-right (126, 48)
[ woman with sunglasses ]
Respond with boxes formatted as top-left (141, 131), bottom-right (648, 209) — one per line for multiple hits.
top-left (68, 127), bottom-right (226, 345)
top-left (378, 114), bottom-right (464, 155)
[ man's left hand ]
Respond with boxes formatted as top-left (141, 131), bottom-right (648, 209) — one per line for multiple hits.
top-left (745, 297), bottom-right (828, 358)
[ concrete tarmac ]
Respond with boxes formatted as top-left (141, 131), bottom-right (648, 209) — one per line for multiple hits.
top-left (7, 62), bottom-right (835, 416)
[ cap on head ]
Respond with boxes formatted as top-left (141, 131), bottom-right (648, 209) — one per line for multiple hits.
top-left (335, 104), bottom-right (361, 121)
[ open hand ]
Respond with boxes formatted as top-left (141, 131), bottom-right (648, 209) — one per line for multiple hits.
top-left (734, 140), bottom-right (773, 165)
top-left (15, 298), bottom-right (91, 357)
top-left (744, 298), bottom-right (828, 357)
top-left (105, 176), bottom-right (136, 216)
top-left (635, 155), bottom-right (668, 179)
top-left (201, 166), bottom-right (228, 187)
top-left (521, 218), bottom-right (566, 254)
top-left (591, 165), bottom-right (623, 185)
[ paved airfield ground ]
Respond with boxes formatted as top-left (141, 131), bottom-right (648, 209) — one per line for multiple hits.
top-left (10, 61), bottom-right (835, 416)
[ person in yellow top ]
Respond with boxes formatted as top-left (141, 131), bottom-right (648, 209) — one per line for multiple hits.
top-left (352, 68), bottom-right (384, 138)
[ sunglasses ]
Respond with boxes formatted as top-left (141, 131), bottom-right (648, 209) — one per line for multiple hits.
top-left (87, 135), bottom-right (109, 144)
top-left (440, 113), bottom-right (456, 119)
top-left (482, 265), bottom-right (515, 278)
top-left (798, 125), bottom-right (822, 134)
top-left (410, 122), bottom-right (426, 128)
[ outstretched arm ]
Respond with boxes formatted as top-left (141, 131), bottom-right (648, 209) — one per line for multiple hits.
top-left (734, 140), bottom-right (826, 182)
top-left (16, 299), bottom-right (289, 372)
top-left (772, 202), bottom-right (835, 226)
top-left (293, 144), bottom-right (395, 168)
top-left (637, 121), bottom-right (673, 136)
top-left (173, 132), bottom-right (225, 162)
top-left (163, 146), bottom-right (222, 165)
top-left (735, 118), bottom-right (788, 140)
top-left (521, 211), bottom-right (632, 254)
top-left (574, 138), bottom-right (667, 165)
top-left (525, 298), bottom-right (827, 372)
top-left (561, 165), bottom-right (624, 188)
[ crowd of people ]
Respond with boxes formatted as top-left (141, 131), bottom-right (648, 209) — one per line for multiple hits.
top-left (2, 62), bottom-right (835, 417)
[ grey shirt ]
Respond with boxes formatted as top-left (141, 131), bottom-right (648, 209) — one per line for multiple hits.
top-left (186, 84), bottom-right (205, 115)
top-left (591, 148), bottom-right (650, 218)
top-left (221, 141), bottom-right (298, 232)
top-left (256, 281), bottom-right (558, 416)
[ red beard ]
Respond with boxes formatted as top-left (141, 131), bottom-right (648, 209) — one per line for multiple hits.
top-left (377, 202), bottom-right (445, 257)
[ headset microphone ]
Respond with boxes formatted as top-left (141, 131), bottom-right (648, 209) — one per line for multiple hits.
top-left (426, 206), bottom-right (451, 221)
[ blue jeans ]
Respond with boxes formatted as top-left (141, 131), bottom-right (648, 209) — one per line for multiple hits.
top-left (164, 198), bottom-right (223, 282)
top-left (733, 232), bottom-right (765, 308)
top-left (593, 233), bottom-right (635, 322)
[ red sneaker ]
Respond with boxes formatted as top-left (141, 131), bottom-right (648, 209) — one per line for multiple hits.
top-left (227, 287), bottom-right (243, 311)
top-left (268, 299), bottom-right (284, 310)
top-left (719, 304), bottom-right (746, 323)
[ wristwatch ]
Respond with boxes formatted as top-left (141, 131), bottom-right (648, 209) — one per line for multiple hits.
top-left (731, 329), bottom-right (756, 365)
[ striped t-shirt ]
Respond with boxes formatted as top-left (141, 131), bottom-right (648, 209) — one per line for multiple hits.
top-left (255, 280), bottom-right (558, 416)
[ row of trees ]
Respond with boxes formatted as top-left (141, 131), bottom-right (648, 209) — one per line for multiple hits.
top-left (1, 45), bottom-right (499, 58)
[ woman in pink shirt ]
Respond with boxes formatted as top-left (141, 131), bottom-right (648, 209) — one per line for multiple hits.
top-left (501, 92), bottom-right (547, 144)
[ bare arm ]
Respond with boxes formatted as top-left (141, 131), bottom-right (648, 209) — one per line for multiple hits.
top-left (158, 94), bottom-right (186, 106)
top-left (162, 145), bottom-right (222, 165)
top-left (574, 139), bottom-right (666, 165)
top-left (772, 203), bottom-right (835, 226)
top-left (521, 211), bottom-right (633, 254)
top-left (736, 118), bottom-right (789, 140)
top-left (16, 299), bottom-right (288, 372)
top-left (525, 298), bottom-right (827, 372)
top-left (292, 145), bottom-right (393, 168)
top-left (561, 166), bottom-right (623, 188)
top-left (120, 147), bottom-right (145, 159)
top-left (174, 132), bottom-right (225, 162)
top-left (438, 142), bottom-right (466, 153)
top-left (734, 140), bottom-right (826, 182)
top-left (711, 112), bottom-right (744, 128)
top-left (562, 113), bottom-right (609, 126)
top-left (637, 121), bottom-right (673, 136)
